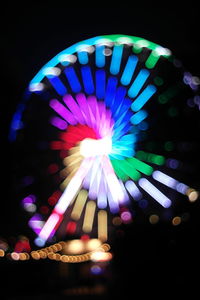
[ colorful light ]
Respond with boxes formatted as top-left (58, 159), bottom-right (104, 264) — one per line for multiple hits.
top-left (9, 34), bottom-right (198, 248)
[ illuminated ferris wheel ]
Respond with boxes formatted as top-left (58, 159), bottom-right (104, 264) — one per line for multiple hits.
top-left (9, 34), bottom-right (199, 251)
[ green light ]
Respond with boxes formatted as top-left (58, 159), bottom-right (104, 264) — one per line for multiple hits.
top-left (158, 94), bottom-right (168, 104)
top-left (103, 35), bottom-right (172, 60)
top-left (158, 85), bottom-right (180, 104)
top-left (111, 159), bottom-right (129, 181)
top-left (126, 157), bottom-right (153, 175)
top-left (132, 44), bottom-right (143, 54)
top-left (145, 50), bottom-right (160, 69)
top-left (136, 151), bottom-right (166, 166)
top-left (154, 76), bottom-right (164, 86)
top-left (164, 141), bottom-right (174, 151)
top-left (111, 159), bottom-right (141, 181)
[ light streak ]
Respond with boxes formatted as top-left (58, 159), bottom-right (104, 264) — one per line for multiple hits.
top-left (138, 178), bottom-right (172, 208)
top-left (131, 85), bottom-right (157, 112)
top-left (110, 44), bottom-right (123, 75)
top-left (71, 190), bottom-right (88, 220)
top-left (98, 210), bottom-right (108, 242)
top-left (64, 67), bottom-right (82, 93)
top-left (82, 201), bottom-right (96, 233)
top-left (128, 69), bottom-right (150, 98)
top-left (121, 55), bottom-right (138, 86)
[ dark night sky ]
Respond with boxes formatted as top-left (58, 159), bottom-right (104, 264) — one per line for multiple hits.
top-left (0, 3), bottom-right (200, 299)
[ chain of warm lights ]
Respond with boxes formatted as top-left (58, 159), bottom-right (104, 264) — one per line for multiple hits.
top-left (0, 240), bottom-right (111, 263)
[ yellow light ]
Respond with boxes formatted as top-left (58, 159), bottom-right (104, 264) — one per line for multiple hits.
top-left (90, 251), bottom-right (112, 262)
top-left (19, 253), bottom-right (27, 260)
top-left (98, 210), bottom-right (108, 242)
top-left (31, 251), bottom-right (40, 260)
top-left (187, 188), bottom-right (199, 202)
top-left (38, 250), bottom-right (47, 259)
top-left (112, 216), bottom-right (122, 226)
top-left (85, 239), bottom-right (102, 252)
top-left (66, 239), bottom-right (85, 255)
top-left (82, 201), bottom-right (96, 233)
top-left (172, 216), bottom-right (181, 226)
top-left (71, 190), bottom-right (88, 220)
top-left (149, 214), bottom-right (159, 224)
top-left (0, 249), bottom-right (5, 257)
top-left (60, 255), bottom-right (69, 263)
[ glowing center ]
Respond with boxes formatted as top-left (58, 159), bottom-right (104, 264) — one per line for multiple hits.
top-left (80, 137), bottom-right (112, 157)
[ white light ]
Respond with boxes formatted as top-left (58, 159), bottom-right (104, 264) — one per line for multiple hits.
top-left (117, 37), bottom-right (133, 45)
top-left (24, 203), bottom-right (37, 212)
top-left (80, 137), bottom-right (112, 157)
top-left (125, 180), bottom-right (142, 200)
top-left (96, 38), bottom-right (114, 46)
top-left (42, 67), bottom-right (61, 76)
top-left (136, 39), bottom-right (150, 48)
top-left (152, 170), bottom-right (178, 189)
top-left (58, 54), bottom-right (77, 63)
top-left (76, 44), bottom-right (95, 53)
top-left (139, 178), bottom-right (172, 208)
top-left (155, 46), bottom-right (171, 56)
top-left (34, 237), bottom-right (45, 247)
top-left (29, 82), bottom-right (44, 92)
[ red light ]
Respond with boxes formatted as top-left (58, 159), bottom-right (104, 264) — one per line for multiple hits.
top-left (47, 163), bottom-right (59, 174)
top-left (66, 221), bottom-right (77, 234)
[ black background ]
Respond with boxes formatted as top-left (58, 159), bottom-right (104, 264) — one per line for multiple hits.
top-left (0, 2), bottom-right (200, 299)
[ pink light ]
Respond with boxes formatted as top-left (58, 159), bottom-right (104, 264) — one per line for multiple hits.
top-left (121, 211), bottom-right (132, 223)
top-left (39, 212), bottom-right (61, 241)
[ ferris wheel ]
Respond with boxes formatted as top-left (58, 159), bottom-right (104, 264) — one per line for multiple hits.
top-left (9, 34), bottom-right (199, 250)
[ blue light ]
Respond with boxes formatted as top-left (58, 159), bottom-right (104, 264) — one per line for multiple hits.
top-left (96, 44), bottom-right (105, 67)
top-left (105, 77), bottom-right (118, 107)
top-left (121, 55), bottom-right (138, 86)
top-left (77, 51), bottom-right (88, 65)
top-left (81, 66), bottom-right (94, 94)
top-left (138, 121), bottom-right (149, 131)
top-left (111, 133), bottom-right (136, 159)
top-left (110, 45), bottom-right (123, 75)
top-left (47, 76), bottom-right (67, 96)
top-left (113, 97), bottom-right (131, 120)
top-left (96, 69), bottom-right (106, 99)
top-left (113, 114), bottom-right (132, 141)
top-left (114, 110), bottom-right (132, 129)
top-left (131, 85), bottom-right (157, 112)
top-left (64, 67), bottom-right (82, 93)
top-left (30, 36), bottom-right (101, 85)
top-left (131, 110), bottom-right (148, 125)
top-left (111, 87), bottom-right (127, 116)
top-left (128, 69), bottom-right (150, 98)
top-left (138, 199), bottom-right (148, 209)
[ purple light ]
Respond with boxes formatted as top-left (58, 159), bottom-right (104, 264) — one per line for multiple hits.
top-left (50, 116), bottom-right (68, 130)
top-left (63, 94), bottom-right (85, 124)
top-left (22, 194), bottom-right (36, 205)
top-left (91, 265), bottom-right (102, 275)
top-left (49, 99), bottom-right (77, 125)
